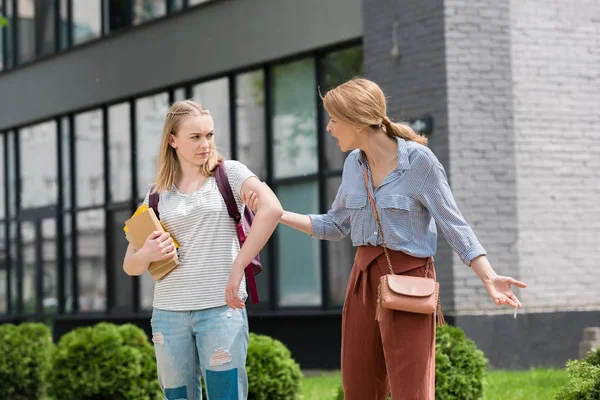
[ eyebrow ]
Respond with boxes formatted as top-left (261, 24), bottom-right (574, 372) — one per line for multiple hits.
top-left (188, 130), bottom-right (214, 136)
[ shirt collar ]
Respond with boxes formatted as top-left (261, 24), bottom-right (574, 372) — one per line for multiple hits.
top-left (358, 137), bottom-right (411, 171)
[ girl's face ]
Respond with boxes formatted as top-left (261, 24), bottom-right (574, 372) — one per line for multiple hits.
top-left (169, 114), bottom-right (215, 167)
top-left (326, 115), bottom-right (362, 152)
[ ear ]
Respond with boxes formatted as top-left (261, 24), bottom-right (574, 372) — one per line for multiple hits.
top-left (168, 133), bottom-right (177, 149)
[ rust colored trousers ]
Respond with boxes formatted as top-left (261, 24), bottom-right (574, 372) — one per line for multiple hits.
top-left (341, 246), bottom-right (437, 400)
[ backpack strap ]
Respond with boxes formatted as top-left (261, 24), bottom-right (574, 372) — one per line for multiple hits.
top-left (214, 161), bottom-right (260, 304)
top-left (149, 185), bottom-right (160, 220)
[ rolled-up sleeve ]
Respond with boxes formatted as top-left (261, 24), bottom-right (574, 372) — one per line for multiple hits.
top-left (418, 156), bottom-right (486, 266)
top-left (308, 182), bottom-right (351, 241)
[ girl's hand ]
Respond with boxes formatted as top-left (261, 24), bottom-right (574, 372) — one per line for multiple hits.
top-left (138, 231), bottom-right (176, 263)
top-left (484, 276), bottom-right (526, 309)
top-left (225, 265), bottom-right (246, 309)
top-left (241, 190), bottom-right (259, 213)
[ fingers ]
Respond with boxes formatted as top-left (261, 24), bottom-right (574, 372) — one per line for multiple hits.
top-left (162, 247), bottom-right (177, 259)
top-left (508, 292), bottom-right (522, 308)
top-left (148, 230), bottom-right (163, 240)
top-left (494, 295), bottom-right (520, 309)
top-left (509, 278), bottom-right (527, 288)
top-left (225, 288), bottom-right (245, 309)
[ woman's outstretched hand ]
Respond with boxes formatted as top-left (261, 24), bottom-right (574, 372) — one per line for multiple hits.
top-left (484, 275), bottom-right (527, 309)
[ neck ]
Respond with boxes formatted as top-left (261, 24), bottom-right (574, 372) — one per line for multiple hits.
top-left (175, 159), bottom-right (205, 182)
top-left (361, 130), bottom-right (397, 167)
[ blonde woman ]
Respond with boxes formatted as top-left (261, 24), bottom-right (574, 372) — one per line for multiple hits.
top-left (123, 100), bottom-right (283, 400)
top-left (243, 78), bottom-right (527, 399)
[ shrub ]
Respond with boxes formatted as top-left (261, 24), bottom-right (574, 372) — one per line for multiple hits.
top-left (435, 324), bottom-right (488, 399)
top-left (555, 345), bottom-right (600, 400)
top-left (246, 333), bottom-right (303, 400)
top-left (0, 322), bottom-right (54, 400)
top-left (46, 322), bottom-right (161, 400)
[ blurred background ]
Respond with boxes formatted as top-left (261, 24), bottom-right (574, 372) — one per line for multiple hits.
top-left (0, 0), bottom-right (598, 374)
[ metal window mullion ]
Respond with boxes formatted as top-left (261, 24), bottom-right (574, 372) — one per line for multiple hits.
top-left (264, 65), bottom-right (277, 311)
top-left (14, 129), bottom-right (22, 314)
top-left (102, 105), bottom-right (113, 313)
top-left (68, 115), bottom-right (79, 313)
top-left (129, 97), bottom-right (140, 313)
top-left (56, 117), bottom-right (66, 315)
top-left (229, 74), bottom-right (237, 160)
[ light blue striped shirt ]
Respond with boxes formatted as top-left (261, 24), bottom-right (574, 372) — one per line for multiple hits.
top-left (309, 137), bottom-right (486, 266)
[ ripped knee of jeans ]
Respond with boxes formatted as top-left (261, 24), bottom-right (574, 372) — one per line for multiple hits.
top-left (164, 385), bottom-right (187, 400)
top-left (152, 332), bottom-right (164, 345)
top-left (209, 348), bottom-right (233, 367)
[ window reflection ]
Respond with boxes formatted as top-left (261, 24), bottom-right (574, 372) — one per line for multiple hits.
top-left (72, 0), bottom-right (101, 46)
top-left (133, 0), bottom-right (166, 25)
top-left (236, 70), bottom-right (266, 179)
top-left (108, 103), bottom-right (132, 202)
top-left (77, 209), bottom-right (106, 312)
top-left (192, 78), bottom-right (231, 158)
top-left (75, 110), bottom-right (104, 207)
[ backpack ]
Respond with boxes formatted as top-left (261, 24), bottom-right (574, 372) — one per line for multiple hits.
top-left (148, 160), bottom-right (262, 304)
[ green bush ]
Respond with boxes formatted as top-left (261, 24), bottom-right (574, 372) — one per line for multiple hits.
top-left (246, 333), bottom-right (303, 400)
top-left (334, 324), bottom-right (487, 400)
top-left (0, 322), bottom-right (54, 400)
top-left (435, 324), bottom-right (488, 399)
top-left (46, 322), bottom-right (161, 400)
top-left (555, 345), bottom-right (600, 400)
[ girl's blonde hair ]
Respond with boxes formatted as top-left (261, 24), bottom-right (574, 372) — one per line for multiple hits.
top-left (152, 100), bottom-right (222, 193)
top-left (322, 78), bottom-right (427, 145)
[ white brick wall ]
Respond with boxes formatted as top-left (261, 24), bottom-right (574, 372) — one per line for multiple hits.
top-left (511, 0), bottom-right (600, 311)
top-left (444, 1), bottom-right (520, 314)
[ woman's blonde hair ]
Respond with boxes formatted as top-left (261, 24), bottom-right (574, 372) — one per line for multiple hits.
top-left (152, 100), bottom-right (222, 193)
top-left (322, 78), bottom-right (427, 145)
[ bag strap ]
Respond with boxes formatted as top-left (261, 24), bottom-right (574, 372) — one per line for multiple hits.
top-left (149, 185), bottom-right (160, 220)
top-left (362, 168), bottom-right (429, 278)
top-left (214, 161), bottom-right (259, 304)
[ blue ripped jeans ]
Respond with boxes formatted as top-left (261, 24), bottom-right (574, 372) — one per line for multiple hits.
top-left (151, 306), bottom-right (249, 400)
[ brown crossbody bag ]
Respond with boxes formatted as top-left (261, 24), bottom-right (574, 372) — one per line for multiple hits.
top-left (362, 169), bottom-right (445, 326)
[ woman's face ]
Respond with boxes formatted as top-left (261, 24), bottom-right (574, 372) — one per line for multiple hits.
top-left (326, 115), bottom-right (361, 152)
top-left (169, 114), bottom-right (215, 166)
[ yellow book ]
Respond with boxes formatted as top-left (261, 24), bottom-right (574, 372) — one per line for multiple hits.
top-left (123, 204), bottom-right (179, 248)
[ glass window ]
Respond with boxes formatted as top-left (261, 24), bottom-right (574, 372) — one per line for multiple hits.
top-left (133, 0), bottom-right (166, 25)
top-left (21, 221), bottom-right (35, 313)
top-left (17, 0), bottom-right (56, 62)
top-left (272, 58), bottom-right (318, 179)
top-left (0, 135), bottom-right (4, 219)
top-left (236, 70), bottom-right (266, 179)
top-left (63, 212), bottom-right (73, 312)
top-left (75, 109), bottom-right (104, 208)
top-left (325, 176), bottom-right (355, 306)
top-left (9, 222), bottom-right (17, 311)
top-left (7, 132), bottom-right (16, 217)
top-left (111, 209), bottom-right (133, 313)
top-left (61, 117), bottom-right (71, 210)
top-left (168, 0), bottom-right (185, 12)
top-left (192, 78), bottom-right (231, 158)
top-left (106, 0), bottom-right (132, 32)
top-left (188, 0), bottom-right (212, 5)
top-left (5, 0), bottom-right (14, 68)
top-left (135, 92), bottom-right (169, 199)
top-left (140, 270), bottom-right (153, 310)
top-left (16, 0), bottom-right (35, 63)
top-left (59, 0), bottom-right (68, 50)
top-left (0, 7), bottom-right (4, 71)
top-left (0, 222), bottom-right (7, 313)
top-left (322, 46), bottom-right (364, 171)
top-left (19, 121), bottom-right (58, 210)
top-left (276, 181), bottom-right (321, 306)
top-left (174, 87), bottom-right (186, 102)
top-left (42, 218), bottom-right (57, 313)
top-left (77, 208), bottom-right (105, 312)
top-left (108, 103), bottom-right (132, 202)
top-left (72, 0), bottom-right (101, 46)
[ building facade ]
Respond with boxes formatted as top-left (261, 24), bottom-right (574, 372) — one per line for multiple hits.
top-left (0, 0), bottom-right (598, 370)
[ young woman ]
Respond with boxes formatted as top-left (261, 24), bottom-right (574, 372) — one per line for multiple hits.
top-left (123, 100), bottom-right (283, 400)
top-left (243, 78), bottom-right (527, 399)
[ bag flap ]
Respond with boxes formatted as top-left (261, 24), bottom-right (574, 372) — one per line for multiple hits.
top-left (386, 275), bottom-right (436, 297)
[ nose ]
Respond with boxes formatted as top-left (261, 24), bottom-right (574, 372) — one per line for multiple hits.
top-left (199, 137), bottom-right (209, 148)
top-left (326, 120), bottom-right (333, 133)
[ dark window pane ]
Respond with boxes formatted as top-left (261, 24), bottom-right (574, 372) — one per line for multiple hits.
top-left (325, 176), bottom-right (355, 306)
top-left (7, 132), bottom-right (17, 217)
top-left (110, 209), bottom-right (133, 313)
top-left (322, 46), bottom-right (364, 171)
top-left (59, 0), bottom-right (68, 50)
top-left (75, 109), bottom-right (104, 207)
top-left (0, 7), bottom-right (4, 71)
top-left (63, 212), bottom-right (72, 312)
top-left (276, 181), bottom-right (321, 307)
top-left (140, 268), bottom-right (153, 310)
top-left (77, 208), bottom-right (106, 312)
top-left (9, 222), bottom-right (17, 311)
top-left (0, 136), bottom-right (4, 219)
top-left (21, 221), bottom-right (35, 313)
top-left (61, 117), bottom-right (71, 210)
top-left (189, 0), bottom-right (212, 5)
top-left (5, 0), bottom-right (14, 68)
top-left (168, 0), bottom-right (185, 12)
top-left (236, 70), bottom-right (266, 179)
top-left (20, 121), bottom-right (58, 210)
top-left (0, 222), bottom-right (7, 313)
top-left (133, 0), bottom-right (166, 25)
top-left (19, 0), bottom-right (57, 59)
top-left (42, 218), bottom-right (57, 313)
top-left (108, 103), bottom-right (132, 202)
top-left (272, 58), bottom-right (318, 179)
top-left (192, 78), bottom-right (231, 158)
top-left (107, 0), bottom-right (132, 32)
top-left (72, 0), bottom-right (101, 46)
top-left (135, 92), bottom-right (169, 199)
top-left (17, 0), bottom-right (35, 63)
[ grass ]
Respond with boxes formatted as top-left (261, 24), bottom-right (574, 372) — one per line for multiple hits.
top-left (300, 368), bottom-right (568, 400)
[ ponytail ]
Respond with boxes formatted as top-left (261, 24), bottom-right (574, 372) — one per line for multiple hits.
top-left (382, 116), bottom-right (428, 146)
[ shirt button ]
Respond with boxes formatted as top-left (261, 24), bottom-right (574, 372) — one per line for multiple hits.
top-left (374, 232), bottom-right (378, 236)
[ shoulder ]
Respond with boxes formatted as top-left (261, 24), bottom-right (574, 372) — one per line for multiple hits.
top-left (406, 141), bottom-right (440, 170)
top-left (223, 159), bottom-right (251, 175)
